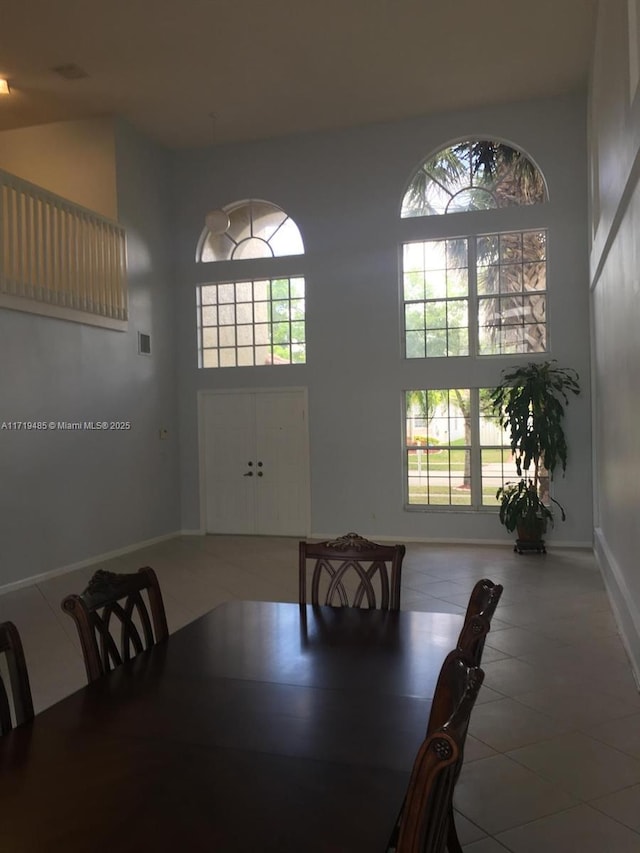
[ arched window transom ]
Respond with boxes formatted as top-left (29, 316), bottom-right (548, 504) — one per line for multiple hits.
top-left (401, 140), bottom-right (547, 218)
top-left (198, 199), bottom-right (304, 262)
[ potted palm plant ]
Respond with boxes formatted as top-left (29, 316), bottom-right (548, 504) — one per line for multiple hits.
top-left (490, 360), bottom-right (580, 553)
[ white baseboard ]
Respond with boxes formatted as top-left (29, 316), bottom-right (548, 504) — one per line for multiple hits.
top-left (0, 531), bottom-right (182, 597)
top-left (180, 528), bottom-right (205, 536)
top-left (594, 527), bottom-right (640, 689)
top-left (311, 532), bottom-right (592, 548)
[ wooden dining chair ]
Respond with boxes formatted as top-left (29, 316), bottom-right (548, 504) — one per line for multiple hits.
top-left (388, 652), bottom-right (484, 853)
top-left (462, 578), bottom-right (503, 624)
top-left (61, 567), bottom-right (169, 683)
top-left (299, 532), bottom-right (406, 610)
top-left (457, 578), bottom-right (503, 666)
top-left (0, 621), bottom-right (35, 734)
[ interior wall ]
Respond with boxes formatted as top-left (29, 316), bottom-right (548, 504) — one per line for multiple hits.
top-left (590, 0), bottom-right (640, 679)
top-left (0, 117), bottom-right (118, 219)
top-left (173, 94), bottom-right (592, 545)
top-left (0, 119), bottom-right (180, 589)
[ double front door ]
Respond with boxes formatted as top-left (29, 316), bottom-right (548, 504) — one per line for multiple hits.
top-left (200, 389), bottom-right (310, 536)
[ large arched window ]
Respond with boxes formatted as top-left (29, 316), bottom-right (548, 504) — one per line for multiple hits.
top-left (196, 200), bottom-right (306, 368)
top-left (401, 140), bottom-right (549, 511)
top-left (401, 140), bottom-right (547, 358)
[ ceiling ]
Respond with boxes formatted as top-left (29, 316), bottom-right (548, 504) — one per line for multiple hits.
top-left (0, 0), bottom-right (598, 150)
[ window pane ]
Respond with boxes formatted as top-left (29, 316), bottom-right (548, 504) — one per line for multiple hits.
top-left (237, 347), bottom-right (254, 366)
top-left (405, 305), bottom-right (425, 331)
top-left (218, 283), bottom-right (234, 304)
top-left (202, 349), bottom-right (219, 368)
top-left (404, 271), bottom-right (425, 301)
top-left (237, 325), bottom-right (253, 346)
top-left (236, 281), bottom-right (252, 301)
top-left (233, 237), bottom-right (272, 260)
top-left (236, 302), bottom-right (253, 324)
top-left (425, 301), bottom-right (447, 329)
top-left (268, 218), bottom-right (304, 256)
top-left (254, 280), bottom-right (269, 301)
top-left (254, 302), bottom-right (269, 323)
top-left (426, 330), bottom-right (447, 357)
top-left (406, 331), bottom-right (426, 359)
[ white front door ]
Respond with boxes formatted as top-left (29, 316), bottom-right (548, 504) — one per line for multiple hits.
top-left (201, 389), bottom-right (310, 536)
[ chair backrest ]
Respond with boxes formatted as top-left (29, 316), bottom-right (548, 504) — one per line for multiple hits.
top-left (462, 578), bottom-right (503, 623)
top-left (455, 613), bottom-right (491, 669)
top-left (393, 654), bottom-right (484, 853)
top-left (61, 567), bottom-right (169, 683)
top-left (0, 621), bottom-right (34, 734)
top-left (299, 532), bottom-right (406, 611)
top-left (457, 578), bottom-right (503, 666)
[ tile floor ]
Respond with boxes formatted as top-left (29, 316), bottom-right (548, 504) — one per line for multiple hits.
top-left (2, 535), bottom-right (640, 852)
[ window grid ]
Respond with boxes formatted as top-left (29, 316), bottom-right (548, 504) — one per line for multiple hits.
top-left (406, 389), bottom-right (518, 509)
top-left (403, 238), bottom-right (470, 358)
top-left (403, 230), bottom-right (547, 359)
top-left (198, 277), bottom-right (306, 368)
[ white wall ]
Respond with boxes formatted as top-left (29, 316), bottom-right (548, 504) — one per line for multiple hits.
top-left (0, 117), bottom-right (118, 219)
top-left (590, 0), bottom-right (640, 679)
top-left (173, 94), bottom-right (591, 545)
top-left (0, 119), bottom-right (180, 588)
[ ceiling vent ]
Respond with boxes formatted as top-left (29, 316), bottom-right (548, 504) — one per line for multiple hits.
top-left (51, 64), bottom-right (89, 80)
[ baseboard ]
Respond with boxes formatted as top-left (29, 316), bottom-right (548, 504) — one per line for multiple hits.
top-left (180, 528), bottom-right (206, 536)
top-left (311, 532), bottom-right (593, 548)
top-left (0, 531), bottom-right (182, 597)
top-left (594, 527), bottom-right (640, 689)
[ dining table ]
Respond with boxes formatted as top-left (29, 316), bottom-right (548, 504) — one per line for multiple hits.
top-left (0, 600), bottom-right (463, 852)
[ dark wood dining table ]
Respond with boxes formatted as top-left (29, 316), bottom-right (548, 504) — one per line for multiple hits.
top-left (0, 600), bottom-right (463, 852)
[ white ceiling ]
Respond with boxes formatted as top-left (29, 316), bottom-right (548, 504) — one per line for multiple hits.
top-left (0, 0), bottom-right (597, 150)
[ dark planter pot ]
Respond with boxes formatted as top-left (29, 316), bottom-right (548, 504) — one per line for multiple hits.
top-left (514, 516), bottom-right (547, 554)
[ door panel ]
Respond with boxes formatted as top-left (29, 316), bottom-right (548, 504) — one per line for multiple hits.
top-left (203, 393), bottom-right (255, 534)
top-left (255, 392), bottom-right (308, 536)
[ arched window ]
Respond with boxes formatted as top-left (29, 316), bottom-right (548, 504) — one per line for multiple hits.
top-left (197, 199), bottom-right (304, 262)
top-left (401, 140), bottom-right (547, 217)
top-left (401, 140), bottom-right (549, 511)
top-left (400, 140), bottom-right (548, 358)
top-left (196, 199), bottom-right (306, 368)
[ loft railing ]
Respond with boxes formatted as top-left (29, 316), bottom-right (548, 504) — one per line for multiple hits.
top-left (0, 169), bottom-right (127, 330)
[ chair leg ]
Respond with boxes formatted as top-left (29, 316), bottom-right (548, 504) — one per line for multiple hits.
top-left (447, 803), bottom-right (463, 853)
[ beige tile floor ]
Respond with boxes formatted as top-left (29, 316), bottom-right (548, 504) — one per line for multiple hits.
top-left (2, 535), bottom-right (640, 852)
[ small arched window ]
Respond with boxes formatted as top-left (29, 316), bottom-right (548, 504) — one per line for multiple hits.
top-left (195, 199), bottom-right (306, 368)
top-left (197, 199), bottom-right (304, 262)
top-left (401, 140), bottom-right (547, 218)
